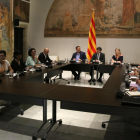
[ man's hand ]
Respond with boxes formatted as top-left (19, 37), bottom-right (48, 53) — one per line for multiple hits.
top-left (78, 59), bottom-right (82, 61)
top-left (95, 60), bottom-right (99, 62)
top-left (116, 61), bottom-right (121, 63)
top-left (34, 56), bottom-right (38, 59)
top-left (129, 87), bottom-right (138, 91)
top-left (88, 62), bottom-right (92, 64)
top-left (73, 58), bottom-right (76, 61)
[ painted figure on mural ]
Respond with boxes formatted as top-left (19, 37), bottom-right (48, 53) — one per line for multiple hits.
top-left (77, 0), bottom-right (95, 30)
top-left (120, 0), bottom-right (135, 26)
top-left (95, 0), bottom-right (105, 19)
top-left (83, 0), bottom-right (94, 14)
top-left (1, 22), bottom-right (9, 42)
top-left (3, 6), bottom-right (8, 26)
top-left (0, 1), bottom-right (10, 52)
top-left (14, 1), bottom-right (26, 21)
top-left (0, 4), bottom-right (4, 23)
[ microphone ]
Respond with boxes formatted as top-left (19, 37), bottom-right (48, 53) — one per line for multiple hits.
top-left (128, 63), bottom-right (132, 72)
top-left (124, 74), bottom-right (130, 87)
top-left (114, 84), bottom-right (125, 98)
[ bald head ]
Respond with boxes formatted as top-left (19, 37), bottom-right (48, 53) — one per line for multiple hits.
top-left (43, 48), bottom-right (49, 55)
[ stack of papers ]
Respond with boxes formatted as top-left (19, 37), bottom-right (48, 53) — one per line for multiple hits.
top-left (126, 91), bottom-right (140, 96)
top-left (132, 67), bottom-right (138, 70)
top-left (130, 76), bottom-right (138, 79)
top-left (129, 71), bottom-right (134, 74)
top-left (29, 68), bottom-right (36, 72)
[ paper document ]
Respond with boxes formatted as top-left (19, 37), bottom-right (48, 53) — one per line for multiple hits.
top-left (130, 76), bottom-right (138, 79)
top-left (131, 81), bottom-right (136, 84)
top-left (29, 68), bottom-right (36, 72)
top-left (132, 67), bottom-right (137, 69)
top-left (127, 91), bottom-right (140, 96)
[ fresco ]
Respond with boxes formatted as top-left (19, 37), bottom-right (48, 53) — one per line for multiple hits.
top-left (0, 0), bottom-right (12, 61)
top-left (44, 0), bottom-right (140, 37)
top-left (14, 0), bottom-right (30, 22)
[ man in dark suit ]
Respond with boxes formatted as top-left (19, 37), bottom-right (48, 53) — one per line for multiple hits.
top-left (38, 48), bottom-right (52, 65)
top-left (89, 47), bottom-right (105, 83)
top-left (71, 46), bottom-right (87, 80)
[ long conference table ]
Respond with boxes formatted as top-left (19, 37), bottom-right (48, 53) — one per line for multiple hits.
top-left (0, 62), bottom-right (140, 140)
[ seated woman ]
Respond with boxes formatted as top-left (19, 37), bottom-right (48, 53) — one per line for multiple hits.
top-left (111, 48), bottom-right (123, 63)
top-left (0, 50), bottom-right (13, 75)
top-left (26, 48), bottom-right (41, 67)
top-left (11, 51), bottom-right (26, 72)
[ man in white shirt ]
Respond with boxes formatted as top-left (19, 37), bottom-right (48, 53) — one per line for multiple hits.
top-left (130, 79), bottom-right (140, 91)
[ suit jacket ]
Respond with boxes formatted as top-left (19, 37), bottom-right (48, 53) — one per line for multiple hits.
top-left (91, 53), bottom-right (105, 63)
top-left (38, 52), bottom-right (52, 65)
top-left (71, 51), bottom-right (87, 61)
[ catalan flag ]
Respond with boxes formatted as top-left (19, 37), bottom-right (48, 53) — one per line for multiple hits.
top-left (87, 11), bottom-right (96, 60)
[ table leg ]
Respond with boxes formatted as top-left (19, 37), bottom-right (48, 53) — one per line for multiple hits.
top-left (42, 100), bottom-right (62, 140)
top-left (53, 73), bottom-right (70, 84)
top-left (32, 100), bottom-right (52, 140)
top-left (96, 65), bottom-right (99, 81)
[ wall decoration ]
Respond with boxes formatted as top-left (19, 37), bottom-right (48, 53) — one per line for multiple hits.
top-left (44, 0), bottom-right (140, 37)
top-left (14, 0), bottom-right (30, 22)
top-left (0, 0), bottom-right (12, 61)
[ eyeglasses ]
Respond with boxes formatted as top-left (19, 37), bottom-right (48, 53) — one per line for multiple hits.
top-left (0, 55), bottom-right (5, 57)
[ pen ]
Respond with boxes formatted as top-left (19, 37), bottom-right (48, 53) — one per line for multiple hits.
top-left (125, 91), bottom-right (131, 97)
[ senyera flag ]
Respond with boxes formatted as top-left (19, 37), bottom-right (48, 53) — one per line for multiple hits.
top-left (87, 11), bottom-right (96, 60)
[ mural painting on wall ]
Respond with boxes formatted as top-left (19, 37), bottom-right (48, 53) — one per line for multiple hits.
top-left (0, 0), bottom-right (12, 61)
top-left (14, 0), bottom-right (30, 23)
top-left (44, 0), bottom-right (140, 37)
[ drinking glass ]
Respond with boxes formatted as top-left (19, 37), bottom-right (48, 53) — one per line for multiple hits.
top-left (9, 71), bottom-right (13, 78)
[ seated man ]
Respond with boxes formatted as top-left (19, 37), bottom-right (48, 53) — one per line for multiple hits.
top-left (0, 50), bottom-right (13, 75)
top-left (38, 48), bottom-right (52, 65)
top-left (129, 79), bottom-right (140, 91)
top-left (88, 47), bottom-right (105, 83)
top-left (71, 46), bottom-right (87, 80)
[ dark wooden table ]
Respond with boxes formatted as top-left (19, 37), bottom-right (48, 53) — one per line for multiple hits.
top-left (0, 62), bottom-right (140, 140)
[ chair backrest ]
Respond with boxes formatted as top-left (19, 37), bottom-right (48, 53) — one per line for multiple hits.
top-left (49, 56), bottom-right (59, 61)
